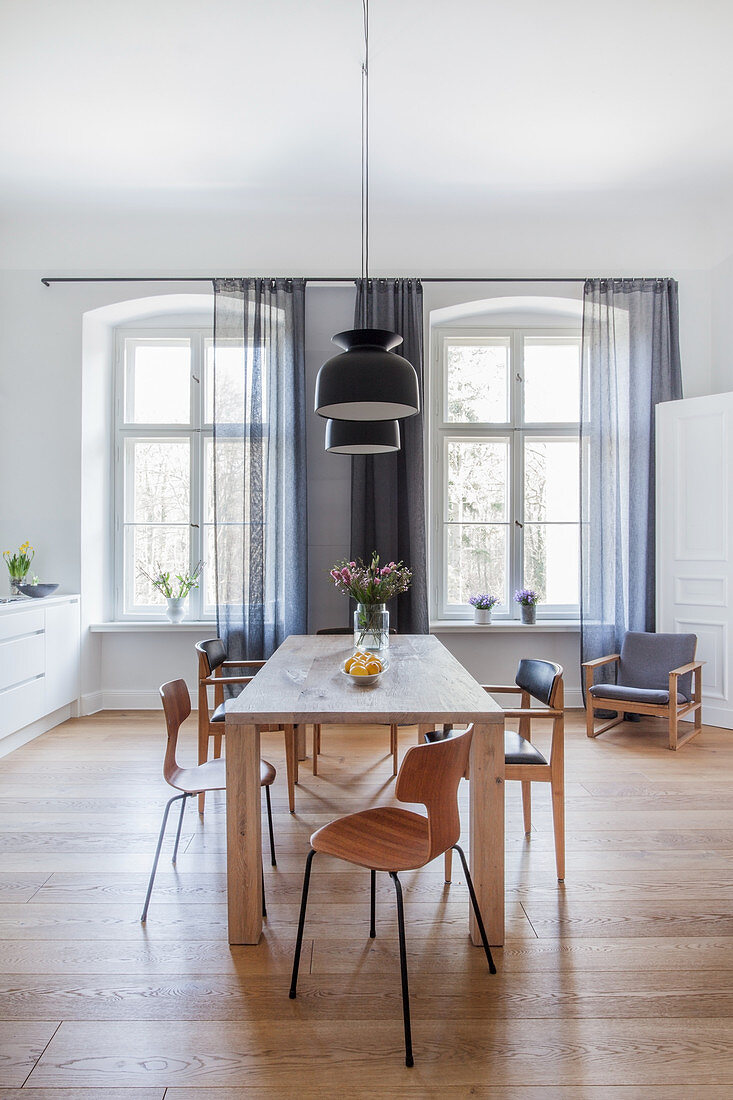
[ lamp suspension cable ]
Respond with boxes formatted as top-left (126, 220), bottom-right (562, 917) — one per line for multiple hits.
top-left (361, 0), bottom-right (369, 323)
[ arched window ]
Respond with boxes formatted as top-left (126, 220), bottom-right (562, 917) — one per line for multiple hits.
top-left (430, 297), bottom-right (581, 621)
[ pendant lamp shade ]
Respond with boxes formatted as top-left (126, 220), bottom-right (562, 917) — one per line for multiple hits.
top-left (325, 418), bottom-right (400, 454)
top-left (315, 329), bottom-right (420, 421)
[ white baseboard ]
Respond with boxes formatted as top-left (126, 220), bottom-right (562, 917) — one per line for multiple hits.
top-left (0, 704), bottom-right (73, 758)
top-left (701, 704), bottom-right (733, 730)
top-left (81, 691), bottom-right (104, 716)
top-left (99, 687), bottom-right (197, 711)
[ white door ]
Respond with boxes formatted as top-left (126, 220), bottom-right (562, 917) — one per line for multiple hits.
top-left (656, 392), bottom-right (733, 729)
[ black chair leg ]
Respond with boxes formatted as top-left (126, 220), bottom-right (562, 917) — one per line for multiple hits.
top-left (141, 792), bottom-right (186, 922)
top-left (261, 859), bottom-right (267, 918)
top-left (370, 868), bottom-right (376, 938)
top-left (453, 844), bottom-right (496, 974)
top-left (289, 848), bottom-right (316, 998)
top-left (171, 792), bottom-right (190, 865)
top-left (265, 784), bottom-right (277, 867)
top-left (389, 871), bottom-right (414, 1068)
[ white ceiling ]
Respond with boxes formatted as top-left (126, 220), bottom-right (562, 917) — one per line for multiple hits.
top-left (1, 0), bottom-right (732, 227)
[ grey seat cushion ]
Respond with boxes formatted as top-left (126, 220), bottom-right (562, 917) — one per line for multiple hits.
top-left (504, 731), bottom-right (547, 766)
top-left (590, 683), bottom-right (687, 706)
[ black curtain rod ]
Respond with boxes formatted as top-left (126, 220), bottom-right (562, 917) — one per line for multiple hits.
top-left (40, 275), bottom-right (589, 287)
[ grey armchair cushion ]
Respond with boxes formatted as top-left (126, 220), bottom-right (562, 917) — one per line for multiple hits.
top-left (617, 632), bottom-right (696, 700)
top-left (590, 684), bottom-right (688, 706)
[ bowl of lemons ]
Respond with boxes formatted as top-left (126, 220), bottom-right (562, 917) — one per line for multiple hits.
top-left (341, 649), bottom-right (388, 686)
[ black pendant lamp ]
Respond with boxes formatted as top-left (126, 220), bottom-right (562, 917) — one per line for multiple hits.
top-left (325, 417), bottom-right (400, 454)
top-left (317, 330), bottom-right (419, 421)
top-left (315, 0), bottom-right (420, 434)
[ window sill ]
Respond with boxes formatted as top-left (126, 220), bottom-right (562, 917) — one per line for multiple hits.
top-left (430, 620), bottom-right (580, 634)
top-left (89, 621), bottom-right (215, 633)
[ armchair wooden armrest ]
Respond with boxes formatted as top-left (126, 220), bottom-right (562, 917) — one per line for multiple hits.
top-left (582, 653), bottom-right (620, 669)
top-left (202, 675), bottom-right (256, 686)
top-left (481, 684), bottom-right (523, 693)
top-left (220, 659), bottom-right (266, 669)
top-left (669, 660), bottom-right (704, 677)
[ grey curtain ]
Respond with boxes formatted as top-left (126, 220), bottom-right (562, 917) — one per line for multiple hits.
top-left (350, 278), bottom-right (429, 634)
top-left (213, 278), bottom-right (307, 660)
top-left (580, 277), bottom-right (683, 669)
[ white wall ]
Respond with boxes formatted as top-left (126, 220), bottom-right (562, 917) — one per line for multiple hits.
top-left (0, 201), bottom-right (720, 711)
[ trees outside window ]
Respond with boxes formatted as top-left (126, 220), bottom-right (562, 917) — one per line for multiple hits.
top-left (432, 329), bottom-right (580, 620)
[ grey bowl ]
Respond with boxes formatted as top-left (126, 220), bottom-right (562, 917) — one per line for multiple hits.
top-left (17, 583), bottom-right (59, 599)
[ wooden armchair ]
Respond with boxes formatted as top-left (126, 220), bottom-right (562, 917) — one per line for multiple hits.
top-left (427, 659), bottom-right (565, 883)
top-left (195, 639), bottom-right (298, 814)
top-left (583, 631), bottom-right (703, 751)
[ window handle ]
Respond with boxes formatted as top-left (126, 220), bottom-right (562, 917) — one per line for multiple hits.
top-left (516, 373), bottom-right (522, 382)
top-left (515, 520), bottom-right (523, 529)
top-left (190, 523), bottom-right (200, 529)
top-left (192, 374), bottom-right (200, 384)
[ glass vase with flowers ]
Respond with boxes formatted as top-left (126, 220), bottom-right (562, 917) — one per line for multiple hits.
top-left (3, 542), bottom-right (35, 598)
top-left (329, 552), bottom-right (412, 653)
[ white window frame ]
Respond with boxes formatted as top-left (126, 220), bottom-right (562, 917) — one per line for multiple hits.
top-left (430, 325), bottom-right (581, 621)
top-left (113, 327), bottom-right (215, 621)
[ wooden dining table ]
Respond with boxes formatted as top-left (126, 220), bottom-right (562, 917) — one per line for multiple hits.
top-left (225, 633), bottom-right (505, 946)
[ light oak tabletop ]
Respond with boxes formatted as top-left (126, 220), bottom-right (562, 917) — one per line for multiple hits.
top-left (226, 633), bottom-right (503, 726)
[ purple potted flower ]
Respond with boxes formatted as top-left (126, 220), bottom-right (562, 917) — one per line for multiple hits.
top-left (514, 588), bottom-right (539, 624)
top-left (468, 593), bottom-right (499, 624)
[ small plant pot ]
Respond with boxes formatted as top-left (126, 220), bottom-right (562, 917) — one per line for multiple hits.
top-left (165, 597), bottom-right (187, 624)
top-left (473, 608), bottom-right (492, 624)
top-left (520, 604), bottom-right (536, 625)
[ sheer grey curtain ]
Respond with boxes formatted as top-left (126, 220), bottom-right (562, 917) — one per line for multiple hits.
top-left (213, 278), bottom-right (307, 660)
top-left (580, 278), bottom-right (683, 668)
top-left (350, 278), bottom-right (429, 633)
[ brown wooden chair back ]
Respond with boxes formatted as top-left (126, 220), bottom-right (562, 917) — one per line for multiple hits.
top-left (395, 725), bottom-right (473, 863)
top-left (160, 679), bottom-right (190, 785)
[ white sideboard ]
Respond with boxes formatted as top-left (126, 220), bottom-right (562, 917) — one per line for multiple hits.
top-left (0, 594), bottom-right (81, 756)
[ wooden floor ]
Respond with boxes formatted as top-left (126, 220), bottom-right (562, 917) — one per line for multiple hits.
top-left (1, 710), bottom-right (733, 1097)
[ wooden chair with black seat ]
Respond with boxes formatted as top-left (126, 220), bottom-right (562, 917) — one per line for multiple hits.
top-left (426, 659), bottom-right (565, 884)
top-left (312, 627), bottom-right (399, 776)
top-left (289, 724), bottom-right (496, 1067)
top-left (196, 638), bottom-right (300, 815)
top-left (140, 678), bottom-right (276, 922)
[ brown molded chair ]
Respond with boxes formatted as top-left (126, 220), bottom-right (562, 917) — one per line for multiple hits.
top-left (196, 639), bottom-right (299, 814)
top-left (583, 631), bottom-right (703, 751)
top-left (141, 678), bottom-right (276, 922)
top-left (427, 659), bottom-right (565, 883)
top-left (289, 725), bottom-right (496, 1068)
top-left (312, 627), bottom-right (399, 776)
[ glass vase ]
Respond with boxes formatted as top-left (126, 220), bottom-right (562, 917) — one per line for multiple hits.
top-left (354, 603), bottom-right (389, 653)
top-left (9, 574), bottom-right (27, 598)
top-left (521, 603), bottom-right (536, 624)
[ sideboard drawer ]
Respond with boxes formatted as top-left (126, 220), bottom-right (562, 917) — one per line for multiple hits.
top-left (0, 609), bottom-right (44, 643)
top-left (0, 676), bottom-right (45, 739)
top-left (0, 632), bottom-right (45, 692)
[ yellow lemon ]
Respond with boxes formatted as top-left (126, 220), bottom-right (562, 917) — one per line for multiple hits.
top-left (365, 658), bottom-right (382, 675)
top-left (350, 664), bottom-right (369, 676)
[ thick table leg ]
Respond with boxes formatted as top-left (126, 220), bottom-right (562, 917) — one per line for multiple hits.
top-left (297, 724), bottom-right (307, 761)
top-left (469, 719), bottom-right (504, 946)
top-left (226, 722), bottom-right (262, 944)
top-left (417, 723), bottom-right (433, 745)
